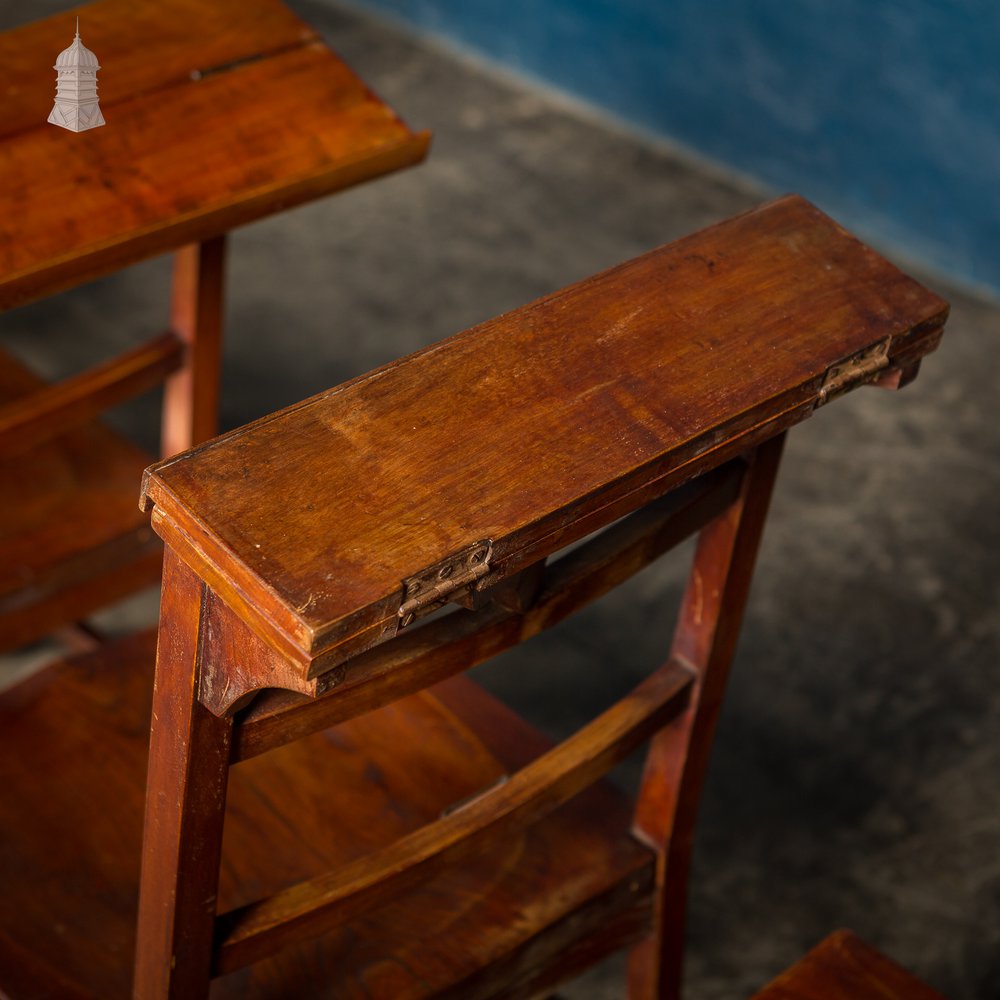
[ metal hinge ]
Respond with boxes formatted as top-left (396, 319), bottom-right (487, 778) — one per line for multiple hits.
top-left (397, 539), bottom-right (493, 629)
top-left (817, 338), bottom-right (891, 406)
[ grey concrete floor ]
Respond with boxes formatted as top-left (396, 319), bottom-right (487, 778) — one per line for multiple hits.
top-left (2, 2), bottom-right (998, 998)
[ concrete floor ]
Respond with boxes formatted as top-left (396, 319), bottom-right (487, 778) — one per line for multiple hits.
top-left (1, 2), bottom-right (998, 997)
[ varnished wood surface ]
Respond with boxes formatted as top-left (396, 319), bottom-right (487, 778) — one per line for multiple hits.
top-left (143, 195), bottom-right (948, 672)
top-left (629, 433), bottom-right (786, 1000)
top-left (0, 0), bottom-right (429, 310)
top-left (0, 332), bottom-right (183, 460)
top-left (0, 203), bottom-right (954, 997)
top-left (0, 630), bottom-right (653, 999)
top-left (0, 0), bottom-right (427, 651)
top-left (215, 658), bottom-right (692, 974)
top-left (751, 931), bottom-right (948, 1000)
top-left (0, 0), bottom-right (314, 139)
top-left (161, 236), bottom-right (227, 456)
top-left (0, 346), bottom-right (161, 649)
top-left (134, 550), bottom-right (235, 998)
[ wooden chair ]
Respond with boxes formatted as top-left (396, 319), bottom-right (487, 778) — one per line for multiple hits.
top-left (0, 0), bottom-right (429, 653)
top-left (750, 930), bottom-right (948, 1000)
top-left (0, 196), bottom-right (947, 999)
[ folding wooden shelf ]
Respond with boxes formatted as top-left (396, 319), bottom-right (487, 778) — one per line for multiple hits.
top-left (0, 0), bottom-right (429, 651)
top-left (0, 197), bottom-right (948, 998)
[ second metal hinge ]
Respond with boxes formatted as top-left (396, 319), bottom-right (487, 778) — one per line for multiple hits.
top-left (817, 338), bottom-right (891, 406)
top-left (398, 539), bottom-right (493, 628)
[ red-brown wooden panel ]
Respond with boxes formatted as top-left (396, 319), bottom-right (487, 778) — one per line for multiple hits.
top-left (143, 196), bottom-right (947, 670)
top-left (751, 931), bottom-right (947, 1000)
top-left (0, 347), bottom-right (161, 649)
top-left (0, 0), bottom-right (429, 310)
top-left (0, 0), bottom-right (316, 140)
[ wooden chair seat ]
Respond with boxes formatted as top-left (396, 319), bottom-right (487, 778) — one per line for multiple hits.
top-left (0, 629), bottom-right (657, 1000)
top-left (751, 930), bottom-right (947, 1000)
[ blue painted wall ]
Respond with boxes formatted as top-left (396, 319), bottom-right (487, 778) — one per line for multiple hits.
top-left (352, 0), bottom-right (1000, 296)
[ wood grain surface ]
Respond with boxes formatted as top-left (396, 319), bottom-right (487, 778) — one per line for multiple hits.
top-left (0, 0), bottom-right (428, 650)
top-left (0, 629), bottom-right (652, 999)
top-left (0, 345), bottom-right (161, 649)
top-left (143, 195), bottom-right (947, 673)
top-left (751, 930), bottom-right (948, 1000)
top-left (0, 0), bottom-right (429, 309)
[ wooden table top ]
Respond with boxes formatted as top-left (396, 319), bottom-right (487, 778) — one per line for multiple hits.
top-left (0, 0), bottom-right (429, 310)
top-left (142, 196), bottom-right (948, 670)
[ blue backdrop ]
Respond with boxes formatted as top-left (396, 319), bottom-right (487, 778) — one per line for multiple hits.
top-left (351, 0), bottom-right (1000, 296)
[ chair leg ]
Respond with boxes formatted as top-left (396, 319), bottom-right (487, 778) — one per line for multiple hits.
top-left (161, 235), bottom-right (227, 458)
top-left (133, 548), bottom-right (233, 1000)
top-left (628, 433), bottom-right (786, 1000)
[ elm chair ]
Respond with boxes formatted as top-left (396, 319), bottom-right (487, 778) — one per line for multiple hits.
top-left (0, 196), bottom-right (947, 999)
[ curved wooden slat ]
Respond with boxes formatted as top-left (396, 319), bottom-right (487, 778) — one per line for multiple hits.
top-left (214, 657), bottom-right (694, 975)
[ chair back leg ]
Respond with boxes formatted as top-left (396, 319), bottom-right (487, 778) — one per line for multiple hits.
top-left (161, 235), bottom-right (227, 458)
top-left (629, 433), bottom-right (786, 1000)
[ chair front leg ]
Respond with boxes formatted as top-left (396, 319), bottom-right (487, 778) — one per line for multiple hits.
top-left (133, 547), bottom-right (233, 1000)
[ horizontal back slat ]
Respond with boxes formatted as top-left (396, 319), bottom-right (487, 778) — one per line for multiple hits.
top-left (0, 332), bottom-right (184, 459)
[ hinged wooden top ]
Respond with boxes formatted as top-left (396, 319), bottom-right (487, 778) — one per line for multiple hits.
top-left (0, 0), bottom-right (429, 311)
top-left (142, 196), bottom-right (948, 678)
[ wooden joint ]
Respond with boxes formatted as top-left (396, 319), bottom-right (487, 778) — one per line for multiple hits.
top-left (230, 463), bottom-right (740, 761)
top-left (197, 588), bottom-right (319, 717)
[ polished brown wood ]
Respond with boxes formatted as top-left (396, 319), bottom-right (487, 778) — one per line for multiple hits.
top-left (230, 462), bottom-right (742, 761)
top-left (133, 550), bottom-right (235, 999)
top-left (0, 0), bottom-right (430, 311)
top-left (0, 629), bottom-right (651, 1000)
top-left (141, 194), bottom-right (947, 709)
top-left (0, 0), bottom-right (429, 652)
top-left (751, 931), bottom-right (948, 1000)
top-left (630, 432), bottom-right (785, 1000)
top-left (0, 200), bottom-right (948, 999)
top-left (0, 332), bottom-right (183, 460)
top-left (215, 658), bottom-right (694, 975)
top-left (0, 348), bottom-right (162, 650)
